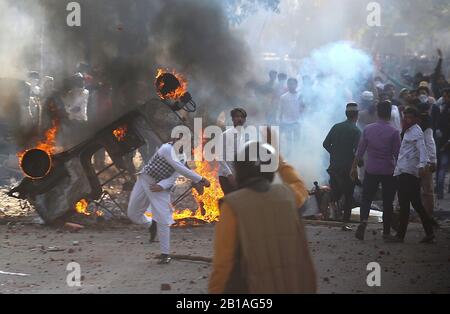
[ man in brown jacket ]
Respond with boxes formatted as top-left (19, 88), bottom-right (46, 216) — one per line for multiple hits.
top-left (209, 142), bottom-right (317, 294)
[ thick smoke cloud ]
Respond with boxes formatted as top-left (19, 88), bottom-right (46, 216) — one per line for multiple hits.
top-left (292, 42), bottom-right (374, 184)
top-left (0, 1), bottom-right (37, 79)
top-left (0, 0), bottom-right (253, 148)
top-left (150, 0), bottom-right (252, 118)
top-left (46, 0), bottom-right (251, 109)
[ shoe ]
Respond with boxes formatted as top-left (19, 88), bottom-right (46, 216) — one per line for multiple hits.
top-left (384, 235), bottom-right (404, 243)
top-left (149, 222), bottom-right (157, 243)
top-left (341, 225), bottom-right (353, 232)
top-left (157, 254), bottom-right (172, 265)
top-left (420, 234), bottom-right (436, 244)
top-left (355, 223), bottom-right (367, 241)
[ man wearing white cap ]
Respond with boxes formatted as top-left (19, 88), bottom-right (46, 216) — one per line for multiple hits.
top-left (357, 91), bottom-right (377, 131)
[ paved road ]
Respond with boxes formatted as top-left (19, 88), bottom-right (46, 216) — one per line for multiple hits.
top-left (0, 218), bottom-right (449, 294)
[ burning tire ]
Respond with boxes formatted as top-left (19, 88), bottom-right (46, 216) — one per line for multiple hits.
top-left (20, 148), bottom-right (52, 179)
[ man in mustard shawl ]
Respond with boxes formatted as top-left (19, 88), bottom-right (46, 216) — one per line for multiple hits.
top-left (209, 142), bottom-right (317, 294)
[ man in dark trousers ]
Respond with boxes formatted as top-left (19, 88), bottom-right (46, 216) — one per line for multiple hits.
top-left (352, 101), bottom-right (402, 241)
top-left (323, 103), bottom-right (361, 231)
top-left (386, 107), bottom-right (436, 244)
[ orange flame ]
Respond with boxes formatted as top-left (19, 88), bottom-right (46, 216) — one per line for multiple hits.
top-left (155, 68), bottom-right (188, 100)
top-left (17, 119), bottom-right (59, 165)
top-left (75, 199), bottom-right (90, 216)
top-left (113, 125), bottom-right (128, 142)
top-left (173, 135), bottom-right (224, 224)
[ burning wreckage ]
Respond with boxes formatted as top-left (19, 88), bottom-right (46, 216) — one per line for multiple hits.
top-left (6, 68), bottom-right (335, 227)
top-left (7, 70), bottom-right (212, 225)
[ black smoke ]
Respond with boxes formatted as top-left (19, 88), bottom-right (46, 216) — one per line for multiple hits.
top-left (1, 0), bottom-right (253, 148)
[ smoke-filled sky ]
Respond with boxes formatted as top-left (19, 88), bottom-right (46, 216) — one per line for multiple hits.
top-left (0, 0), bottom-right (253, 111)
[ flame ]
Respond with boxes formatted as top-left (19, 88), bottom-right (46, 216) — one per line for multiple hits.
top-left (17, 119), bottom-right (59, 165)
top-left (113, 125), bottom-right (128, 142)
top-left (155, 68), bottom-right (188, 100)
top-left (173, 135), bottom-right (224, 224)
top-left (95, 210), bottom-right (104, 217)
top-left (75, 199), bottom-right (90, 216)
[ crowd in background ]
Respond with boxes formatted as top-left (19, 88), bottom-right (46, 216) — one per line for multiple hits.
top-left (252, 49), bottom-right (449, 242)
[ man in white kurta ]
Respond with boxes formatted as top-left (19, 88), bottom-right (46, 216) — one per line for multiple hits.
top-left (278, 78), bottom-right (301, 157)
top-left (217, 108), bottom-right (249, 195)
top-left (128, 140), bottom-right (209, 264)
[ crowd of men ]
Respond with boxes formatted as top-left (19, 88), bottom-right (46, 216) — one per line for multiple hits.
top-left (209, 48), bottom-right (449, 290)
top-left (322, 50), bottom-right (450, 244)
top-left (247, 49), bottom-right (449, 243)
top-left (17, 64), bottom-right (92, 135)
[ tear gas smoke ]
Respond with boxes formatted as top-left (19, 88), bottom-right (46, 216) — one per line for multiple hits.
top-left (292, 42), bottom-right (374, 185)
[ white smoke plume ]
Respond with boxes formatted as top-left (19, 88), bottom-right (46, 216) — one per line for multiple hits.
top-left (0, 0), bottom-right (39, 79)
top-left (291, 42), bottom-right (374, 185)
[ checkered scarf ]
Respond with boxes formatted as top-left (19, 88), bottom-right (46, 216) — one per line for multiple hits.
top-left (143, 153), bottom-right (176, 182)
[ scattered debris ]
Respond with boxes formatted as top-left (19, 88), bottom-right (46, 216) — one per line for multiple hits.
top-left (64, 223), bottom-right (84, 232)
top-left (46, 247), bottom-right (65, 252)
top-left (164, 254), bottom-right (212, 263)
top-left (0, 270), bottom-right (30, 277)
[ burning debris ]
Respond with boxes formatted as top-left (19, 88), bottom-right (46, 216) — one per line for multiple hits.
top-left (8, 108), bottom-right (151, 224)
top-left (155, 69), bottom-right (188, 101)
top-left (75, 199), bottom-right (106, 218)
top-left (6, 67), bottom-right (217, 226)
top-left (19, 149), bottom-right (52, 180)
top-left (17, 120), bottom-right (59, 157)
top-left (112, 125), bottom-right (128, 143)
top-left (75, 199), bottom-right (90, 216)
top-left (155, 69), bottom-right (197, 114)
top-left (17, 118), bottom-right (60, 179)
top-left (173, 151), bottom-right (224, 225)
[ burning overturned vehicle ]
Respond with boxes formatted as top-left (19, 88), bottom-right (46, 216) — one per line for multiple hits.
top-left (6, 69), bottom-right (209, 225)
